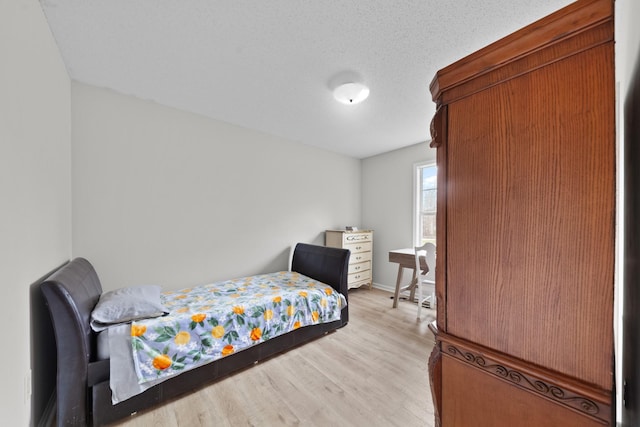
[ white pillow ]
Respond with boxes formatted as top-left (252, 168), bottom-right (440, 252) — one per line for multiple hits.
top-left (90, 285), bottom-right (169, 332)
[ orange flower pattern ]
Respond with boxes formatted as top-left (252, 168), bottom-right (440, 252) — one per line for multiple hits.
top-left (174, 331), bottom-right (191, 345)
top-left (211, 325), bottom-right (225, 339)
top-left (250, 327), bottom-right (262, 341)
top-left (191, 313), bottom-right (206, 323)
top-left (131, 271), bottom-right (346, 384)
top-left (131, 324), bottom-right (147, 337)
top-left (152, 354), bottom-right (172, 370)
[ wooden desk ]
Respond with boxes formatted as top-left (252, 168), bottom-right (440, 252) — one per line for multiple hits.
top-left (389, 248), bottom-right (427, 308)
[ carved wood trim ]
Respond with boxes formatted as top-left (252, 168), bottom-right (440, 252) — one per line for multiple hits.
top-left (430, 105), bottom-right (447, 329)
top-left (429, 105), bottom-right (444, 149)
top-left (429, 116), bottom-right (437, 146)
top-left (428, 322), bottom-right (442, 427)
top-left (441, 340), bottom-right (612, 424)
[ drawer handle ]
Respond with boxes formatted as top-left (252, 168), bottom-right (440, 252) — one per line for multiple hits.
top-left (354, 266), bottom-right (361, 270)
top-left (354, 275), bottom-right (361, 279)
top-left (355, 246), bottom-right (362, 250)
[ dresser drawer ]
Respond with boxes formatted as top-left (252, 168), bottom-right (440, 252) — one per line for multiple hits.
top-left (348, 260), bottom-right (371, 275)
top-left (344, 241), bottom-right (372, 254)
top-left (348, 269), bottom-right (371, 284)
top-left (350, 251), bottom-right (372, 264)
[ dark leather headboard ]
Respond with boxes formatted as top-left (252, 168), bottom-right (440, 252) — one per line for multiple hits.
top-left (41, 257), bottom-right (102, 426)
top-left (292, 243), bottom-right (349, 291)
top-left (291, 243), bottom-right (350, 323)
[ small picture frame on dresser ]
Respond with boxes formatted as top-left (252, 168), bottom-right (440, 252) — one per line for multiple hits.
top-left (345, 226), bottom-right (358, 231)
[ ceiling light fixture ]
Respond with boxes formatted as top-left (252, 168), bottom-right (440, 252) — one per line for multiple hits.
top-left (333, 82), bottom-right (370, 105)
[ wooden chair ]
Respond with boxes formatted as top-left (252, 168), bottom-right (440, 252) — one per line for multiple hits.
top-left (414, 242), bottom-right (436, 318)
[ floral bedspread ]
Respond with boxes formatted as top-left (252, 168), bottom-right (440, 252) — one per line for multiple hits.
top-left (131, 271), bottom-right (346, 384)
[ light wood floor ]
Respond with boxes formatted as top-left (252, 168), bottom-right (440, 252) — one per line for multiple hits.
top-left (111, 288), bottom-right (436, 427)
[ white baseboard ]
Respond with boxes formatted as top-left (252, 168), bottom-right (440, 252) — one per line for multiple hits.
top-left (371, 282), bottom-right (395, 293)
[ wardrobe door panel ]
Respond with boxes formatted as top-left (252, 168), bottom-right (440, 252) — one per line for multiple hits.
top-left (429, 2), bottom-right (616, 425)
top-left (444, 44), bottom-right (615, 389)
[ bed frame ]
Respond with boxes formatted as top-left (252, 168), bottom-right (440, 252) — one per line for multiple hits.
top-left (40, 243), bottom-right (350, 426)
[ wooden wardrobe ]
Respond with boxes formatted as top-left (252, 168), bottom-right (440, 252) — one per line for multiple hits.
top-left (428, 0), bottom-right (615, 425)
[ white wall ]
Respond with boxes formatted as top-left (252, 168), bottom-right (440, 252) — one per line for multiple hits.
top-left (616, 1), bottom-right (640, 108)
top-left (71, 82), bottom-right (361, 291)
top-left (0, 0), bottom-right (71, 424)
top-left (362, 142), bottom-right (435, 291)
top-left (616, 0), bottom-right (640, 424)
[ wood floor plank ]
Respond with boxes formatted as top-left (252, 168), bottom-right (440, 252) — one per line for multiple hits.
top-left (110, 288), bottom-right (436, 426)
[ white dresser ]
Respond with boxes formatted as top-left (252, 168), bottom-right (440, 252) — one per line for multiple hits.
top-left (325, 229), bottom-right (373, 289)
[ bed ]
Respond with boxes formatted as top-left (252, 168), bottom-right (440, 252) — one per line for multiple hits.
top-left (40, 243), bottom-right (350, 426)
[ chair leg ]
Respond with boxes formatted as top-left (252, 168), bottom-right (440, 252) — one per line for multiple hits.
top-left (417, 280), bottom-right (423, 318)
top-left (408, 270), bottom-right (417, 302)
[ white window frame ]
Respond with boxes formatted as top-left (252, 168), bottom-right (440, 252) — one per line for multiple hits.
top-left (413, 161), bottom-right (437, 247)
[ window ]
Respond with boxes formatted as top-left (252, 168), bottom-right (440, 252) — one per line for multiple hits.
top-left (414, 163), bottom-right (437, 247)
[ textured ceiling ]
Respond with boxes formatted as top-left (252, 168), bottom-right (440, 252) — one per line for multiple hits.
top-left (40, 0), bottom-right (573, 158)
